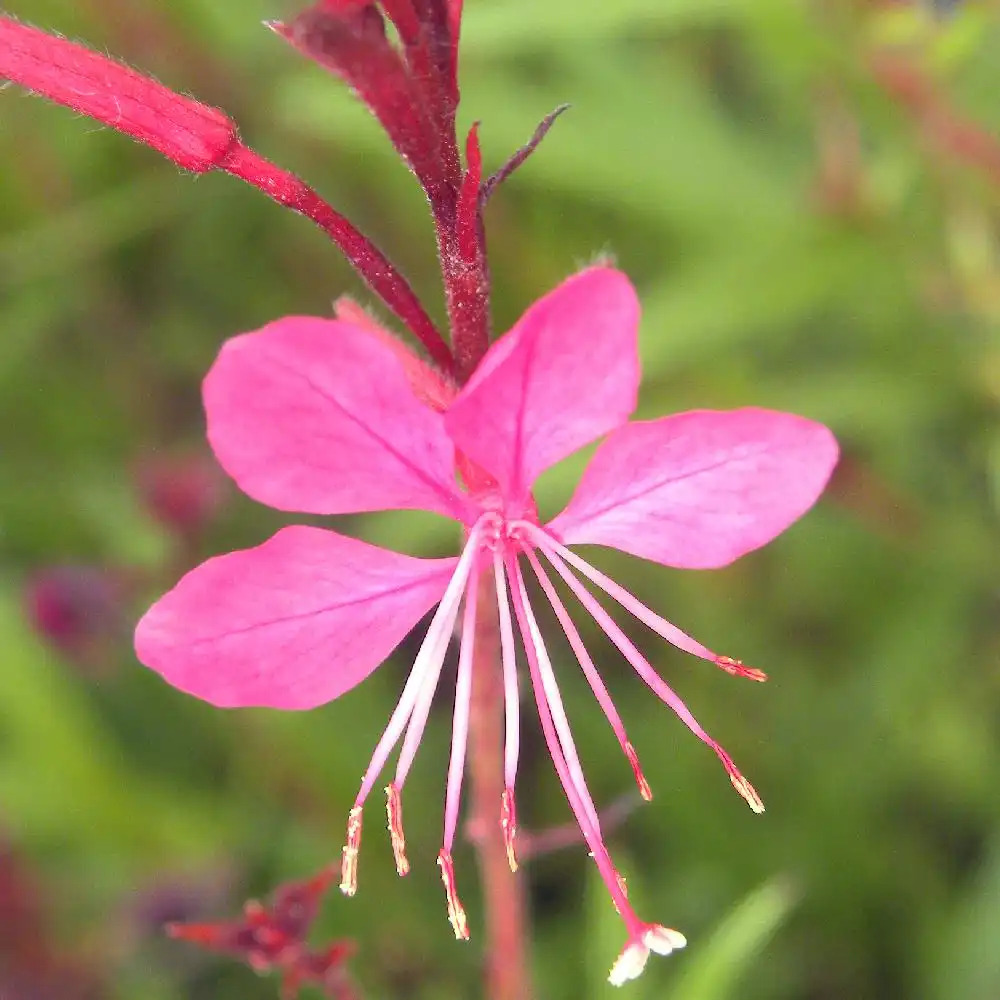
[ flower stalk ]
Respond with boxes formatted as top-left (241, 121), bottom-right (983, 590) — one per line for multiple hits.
top-left (467, 565), bottom-right (533, 1000)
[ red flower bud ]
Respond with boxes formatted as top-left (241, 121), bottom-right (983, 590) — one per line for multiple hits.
top-left (0, 18), bottom-right (236, 173)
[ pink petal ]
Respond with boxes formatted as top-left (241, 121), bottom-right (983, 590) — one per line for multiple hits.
top-left (204, 317), bottom-right (470, 520)
top-left (547, 408), bottom-right (838, 569)
top-left (135, 526), bottom-right (457, 709)
top-left (444, 268), bottom-right (639, 506)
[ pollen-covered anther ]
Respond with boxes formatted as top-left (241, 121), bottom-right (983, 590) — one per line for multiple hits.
top-left (605, 868), bottom-right (629, 915)
top-left (437, 850), bottom-right (470, 940)
top-left (715, 655), bottom-right (768, 683)
top-left (608, 924), bottom-right (687, 987)
top-left (385, 782), bottom-right (410, 877)
top-left (624, 741), bottom-right (652, 801)
top-left (616, 869), bottom-right (629, 898)
top-left (716, 750), bottom-right (765, 814)
top-left (339, 806), bottom-right (363, 896)
top-left (501, 787), bottom-right (518, 872)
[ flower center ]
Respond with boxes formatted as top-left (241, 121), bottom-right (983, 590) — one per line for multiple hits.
top-left (477, 510), bottom-right (526, 554)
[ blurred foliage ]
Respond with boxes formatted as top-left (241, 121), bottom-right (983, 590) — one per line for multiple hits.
top-left (2, 0), bottom-right (1000, 998)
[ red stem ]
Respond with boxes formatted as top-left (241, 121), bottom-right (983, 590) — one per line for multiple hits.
top-left (0, 14), bottom-right (453, 371)
top-left (468, 566), bottom-right (533, 1000)
top-left (217, 145), bottom-right (452, 370)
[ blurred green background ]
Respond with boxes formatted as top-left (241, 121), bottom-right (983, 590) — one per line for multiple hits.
top-left (2, 1), bottom-right (1000, 998)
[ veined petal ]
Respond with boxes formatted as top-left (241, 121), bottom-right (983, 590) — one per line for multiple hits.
top-left (445, 268), bottom-right (639, 505)
top-left (135, 526), bottom-right (456, 709)
top-left (548, 408), bottom-right (838, 569)
top-left (204, 317), bottom-right (470, 520)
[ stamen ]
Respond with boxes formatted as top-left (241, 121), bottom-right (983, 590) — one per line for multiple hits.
top-left (393, 600), bottom-right (462, 789)
top-left (385, 783), bottom-right (409, 876)
top-left (509, 557), bottom-right (601, 836)
top-left (352, 519), bottom-right (485, 810)
top-left (525, 548), bottom-right (651, 802)
top-left (538, 544), bottom-right (766, 814)
top-left (519, 523), bottom-right (716, 661)
top-left (716, 655), bottom-right (768, 682)
top-left (624, 742), bottom-right (652, 802)
top-left (717, 747), bottom-right (765, 814)
top-left (443, 563), bottom-right (479, 854)
top-left (339, 806), bottom-right (363, 896)
top-left (527, 522), bottom-right (768, 684)
top-left (504, 554), bottom-right (637, 926)
top-left (493, 551), bottom-right (521, 791)
top-left (501, 787), bottom-right (518, 872)
top-left (437, 851), bottom-right (470, 940)
top-left (616, 868), bottom-right (629, 900)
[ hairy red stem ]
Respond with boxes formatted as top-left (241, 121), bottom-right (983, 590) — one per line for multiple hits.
top-left (444, 123), bottom-right (490, 379)
top-left (0, 15), bottom-right (452, 370)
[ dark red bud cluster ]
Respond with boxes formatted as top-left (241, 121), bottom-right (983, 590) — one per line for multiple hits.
top-left (167, 865), bottom-right (358, 1000)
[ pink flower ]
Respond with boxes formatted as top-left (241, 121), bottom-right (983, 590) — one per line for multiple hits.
top-left (135, 266), bottom-right (838, 983)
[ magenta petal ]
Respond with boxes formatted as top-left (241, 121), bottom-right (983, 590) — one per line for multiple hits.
top-left (204, 317), bottom-right (468, 520)
top-left (445, 268), bottom-right (639, 504)
top-left (547, 408), bottom-right (839, 569)
top-left (135, 526), bottom-right (456, 709)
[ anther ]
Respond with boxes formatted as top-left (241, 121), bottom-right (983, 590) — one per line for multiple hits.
top-left (715, 655), bottom-right (768, 683)
top-left (339, 806), bottom-right (363, 896)
top-left (616, 869), bottom-right (629, 899)
top-left (624, 741), bottom-right (653, 801)
top-left (437, 850), bottom-right (470, 940)
top-left (385, 783), bottom-right (410, 876)
top-left (716, 749), bottom-right (765, 814)
top-left (607, 867), bottom-right (629, 916)
top-left (501, 787), bottom-right (518, 872)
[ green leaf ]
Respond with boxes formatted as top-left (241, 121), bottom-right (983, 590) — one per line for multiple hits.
top-left (668, 879), bottom-right (799, 1000)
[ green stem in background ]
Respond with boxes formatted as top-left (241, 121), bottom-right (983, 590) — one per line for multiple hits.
top-left (467, 567), bottom-right (533, 1000)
